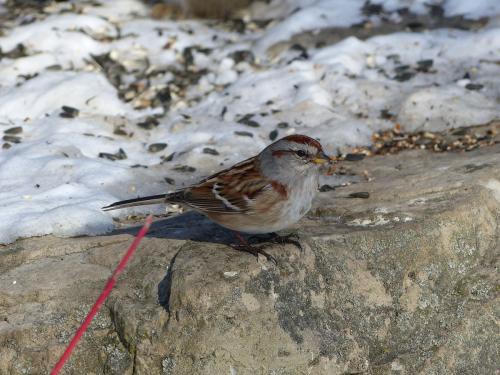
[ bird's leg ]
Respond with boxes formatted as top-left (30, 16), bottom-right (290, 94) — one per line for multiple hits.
top-left (231, 232), bottom-right (277, 264)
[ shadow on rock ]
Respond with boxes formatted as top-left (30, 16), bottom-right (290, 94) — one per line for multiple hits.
top-left (108, 211), bottom-right (274, 245)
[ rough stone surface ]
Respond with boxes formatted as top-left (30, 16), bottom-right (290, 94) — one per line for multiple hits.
top-left (1, 144), bottom-right (499, 374)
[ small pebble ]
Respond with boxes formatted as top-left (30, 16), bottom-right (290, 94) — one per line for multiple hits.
top-left (148, 143), bottom-right (168, 153)
top-left (2, 143), bottom-right (11, 149)
top-left (277, 122), bottom-right (288, 129)
top-left (4, 126), bottom-right (22, 134)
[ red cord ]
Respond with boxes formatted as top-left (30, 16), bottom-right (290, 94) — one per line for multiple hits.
top-left (51, 215), bottom-right (153, 375)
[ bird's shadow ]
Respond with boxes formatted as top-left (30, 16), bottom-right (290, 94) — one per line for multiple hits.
top-left (108, 211), bottom-right (271, 312)
top-left (109, 210), bottom-right (239, 244)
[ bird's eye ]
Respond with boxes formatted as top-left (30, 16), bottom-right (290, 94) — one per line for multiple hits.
top-left (296, 150), bottom-right (307, 157)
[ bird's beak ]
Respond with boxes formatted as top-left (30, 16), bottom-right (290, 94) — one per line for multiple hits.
top-left (312, 151), bottom-right (332, 165)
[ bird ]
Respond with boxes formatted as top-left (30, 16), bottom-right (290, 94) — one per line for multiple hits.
top-left (102, 134), bottom-right (333, 259)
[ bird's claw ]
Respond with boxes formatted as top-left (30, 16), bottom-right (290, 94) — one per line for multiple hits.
top-left (267, 233), bottom-right (303, 253)
top-left (231, 244), bottom-right (277, 264)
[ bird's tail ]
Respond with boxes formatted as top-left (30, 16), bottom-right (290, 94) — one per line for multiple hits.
top-left (102, 194), bottom-right (166, 211)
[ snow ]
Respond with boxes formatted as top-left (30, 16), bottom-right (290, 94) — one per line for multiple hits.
top-left (445, 0), bottom-right (500, 19)
top-left (0, 0), bottom-right (499, 244)
top-left (0, 72), bottom-right (132, 119)
top-left (255, 0), bottom-right (365, 52)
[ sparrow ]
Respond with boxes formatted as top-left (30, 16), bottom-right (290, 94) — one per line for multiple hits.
top-left (102, 134), bottom-right (332, 256)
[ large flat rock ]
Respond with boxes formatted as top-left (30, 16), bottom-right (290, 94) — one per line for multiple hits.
top-left (1, 144), bottom-right (499, 374)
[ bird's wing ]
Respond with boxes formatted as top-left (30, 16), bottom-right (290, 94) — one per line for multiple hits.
top-left (166, 157), bottom-right (287, 214)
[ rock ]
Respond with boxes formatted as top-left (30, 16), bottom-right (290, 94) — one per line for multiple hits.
top-left (0, 144), bottom-right (499, 374)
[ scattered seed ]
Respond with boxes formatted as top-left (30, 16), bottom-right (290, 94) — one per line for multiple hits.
top-left (229, 50), bottom-right (254, 64)
top-left (362, 2), bottom-right (383, 15)
top-left (269, 130), bottom-right (278, 141)
top-left (380, 109), bottom-right (395, 120)
top-left (344, 153), bottom-right (366, 161)
top-left (164, 177), bottom-right (175, 185)
top-left (203, 147), bottom-right (219, 155)
top-left (406, 21), bottom-right (424, 31)
top-left (35, 184), bottom-right (40, 188)
top-left (4, 126), bottom-right (22, 134)
top-left (277, 122), bottom-right (288, 128)
top-left (231, 18), bottom-right (246, 34)
top-left (130, 164), bottom-right (148, 168)
top-left (156, 87), bottom-right (171, 103)
top-left (148, 143), bottom-right (168, 153)
top-left (393, 71), bottom-right (415, 82)
top-left (220, 106), bottom-right (227, 118)
top-left (234, 131), bottom-right (253, 137)
top-left (237, 114), bottom-right (260, 127)
top-left (348, 192), bottom-right (370, 199)
top-left (174, 165), bottom-right (196, 172)
top-left (465, 83), bottom-right (483, 91)
top-left (113, 127), bottom-right (128, 136)
top-left (137, 116), bottom-right (159, 130)
top-left (1, 43), bottom-right (27, 59)
top-left (416, 59), bottom-right (433, 72)
top-left (19, 73), bottom-right (38, 81)
top-left (98, 148), bottom-right (127, 161)
top-left (60, 105), bottom-right (79, 118)
top-left (2, 143), bottom-right (11, 149)
top-left (394, 65), bottom-right (411, 73)
top-left (182, 47), bottom-right (194, 66)
top-left (3, 135), bottom-right (21, 143)
top-left (451, 128), bottom-right (468, 136)
top-left (161, 153), bottom-right (175, 162)
top-left (46, 64), bottom-right (62, 71)
top-left (319, 185), bottom-right (337, 192)
top-left (290, 43), bottom-right (308, 59)
top-left (352, 121), bottom-right (499, 156)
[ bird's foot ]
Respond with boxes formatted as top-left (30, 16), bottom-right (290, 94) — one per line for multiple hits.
top-left (230, 244), bottom-right (277, 264)
top-left (265, 232), bottom-right (303, 253)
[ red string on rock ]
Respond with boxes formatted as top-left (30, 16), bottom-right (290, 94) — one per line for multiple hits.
top-left (51, 215), bottom-right (153, 375)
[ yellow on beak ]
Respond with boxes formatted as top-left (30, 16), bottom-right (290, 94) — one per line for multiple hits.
top-left (312, 151), bottom-right (332, 165)
top-left (312, 157), bottom-right (328, 164)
